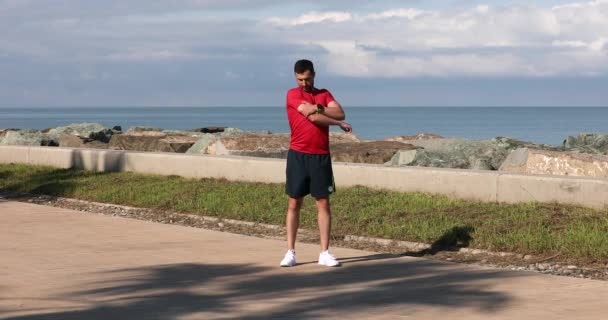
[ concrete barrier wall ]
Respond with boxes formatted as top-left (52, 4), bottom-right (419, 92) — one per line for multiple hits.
top-left (1, 146), bottom-right (607, 209)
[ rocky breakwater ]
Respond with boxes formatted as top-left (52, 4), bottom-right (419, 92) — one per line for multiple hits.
top-left (386, 136), bottom-right (561, 170)
top-left (499, 148), bottom-right (608, 178)
top-left (204, 132), bottom-right (358, 159)
top-left (0, 123), bottom-right (121, 148)
top-left (0, 123), bottom-right (243, 154)
top-left (331, 141), bottom-right (418, 164)
top-left (563, 133), bottom-right (608, 154)
top-left (4, 121), bottom-right (608, 179)
top-left (499, 133), bottom-right (608, 178)
top-left (109, 127), bottom-right (196, 153)
top-left (0, 128), bottom-right (47, 146)
top-left (108, 127), bottom-right (242, 153)
top-left (202, 131), bottom-right (408, 164)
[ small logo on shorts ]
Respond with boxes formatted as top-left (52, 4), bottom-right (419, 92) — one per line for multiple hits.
top-left (328, 186), bottom-right (334, 192)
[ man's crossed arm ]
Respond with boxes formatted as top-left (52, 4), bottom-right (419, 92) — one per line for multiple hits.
top-left (296, 101), bottom-right (352, 133)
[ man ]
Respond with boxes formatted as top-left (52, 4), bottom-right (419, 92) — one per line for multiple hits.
top-left (280, 59), bottom-right (352, 267)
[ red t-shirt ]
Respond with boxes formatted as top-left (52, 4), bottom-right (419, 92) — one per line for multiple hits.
top-left (286, 87), bottom-right (336, 154)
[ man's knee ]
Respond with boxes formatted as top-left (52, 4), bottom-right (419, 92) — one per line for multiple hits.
top-left (288, 197), bottom-right (303, 211)
top-left (315, 196), bottom-right (330, 210)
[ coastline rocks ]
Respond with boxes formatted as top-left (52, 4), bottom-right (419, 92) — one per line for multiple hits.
top-left (491, 136), bottom-right (561, 152)
top-left (88, 129), bottom-right (116, 143)
top-left (384, 133), bottom-right (443, 142)
top-left (58, 134), bottom-right (109, 149)
top-left (203, 131), bottom-right (365, 160)
top-left (388, 150), bottom-right (419, 166)
top-left (189, 127), bottom-right (227, 134)
top-left (0, 129), bottom-right (19, 144)
top-left (126, 126), bottom-right (163, 134)
top-left (185, 134), bottom-right (219, 154)
top-left (386, 137), bottom-right (560, 170)
top-left (0, 128), bottom-right (19, 136)
top-left (168, 128), bottom-right (241, 138)
top-left (390, 138), bottom-right (506, 169)
top-left (0, 129), bottom-right (45, 146)
top-left (46, 123), bottom-right (108, 139)
top-left (185, 128), bottom-right (244, 155)
top-left (45, 123), bottom-right (119, 146)
top-left (207, 133), bottom-right (290, 158)
top-left (388, 148), bottom-right (495, 170)
top-left (499, 148), bottom-right (608, 178)
top-left (331, 141), bottom-right (416, 164)
top-left (109, 131), bottom-right (199, 153)
top-left (330, 132), bottom-right (360, 143)
top-left (564, 133), bottom-right (608, 154)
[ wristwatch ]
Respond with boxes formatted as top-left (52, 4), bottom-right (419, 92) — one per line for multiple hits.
top-left (316, 104), bottom-right (325, 114)
top-left (307, 104), bottom-right (325, 117)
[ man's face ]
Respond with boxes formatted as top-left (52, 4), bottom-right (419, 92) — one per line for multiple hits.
top-left (295, 70), bottom-right (315, 92)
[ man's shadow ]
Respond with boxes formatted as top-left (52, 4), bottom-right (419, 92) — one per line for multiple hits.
top-left (298, 225), bottom-right (474, 266)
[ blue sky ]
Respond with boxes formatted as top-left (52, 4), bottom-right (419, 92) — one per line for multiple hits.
top-left (1, 0), bottom-right (607, 107)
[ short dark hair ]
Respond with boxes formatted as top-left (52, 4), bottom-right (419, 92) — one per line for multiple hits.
top-left (294, 59), bottom-right (315, 74)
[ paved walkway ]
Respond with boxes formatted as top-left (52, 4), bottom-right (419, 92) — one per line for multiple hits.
top-left (1, 199), bottom-right (607, 319)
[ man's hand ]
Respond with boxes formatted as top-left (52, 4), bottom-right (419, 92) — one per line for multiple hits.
top-left (297, 102), bottom-right (317, 117)
top-left (339, 122), bottom-right (352, 133)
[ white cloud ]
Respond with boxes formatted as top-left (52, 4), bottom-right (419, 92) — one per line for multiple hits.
top-left (2, 0), bottom-right (608, 92)
top-left (362, 8), bottom-right (426, 20)
top-left (261, 1), bottom-right (608, 77)
top-left (268, 11), bottom-right (352, 26)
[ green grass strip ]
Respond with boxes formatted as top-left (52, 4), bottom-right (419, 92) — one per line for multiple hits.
top-left (2, 163), bottom-right (608, 260)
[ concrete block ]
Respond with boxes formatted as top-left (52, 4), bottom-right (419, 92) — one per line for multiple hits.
top-left (27, 147), bottom-right (75, 169)
top-left (333, 163), bottom-right (498, 202)
top-left (122, 152), bottom-right (286, 183)
top-left (0, 146), bottom-right (30, 164)
top-left (497, 173), bottom-right (608, 209)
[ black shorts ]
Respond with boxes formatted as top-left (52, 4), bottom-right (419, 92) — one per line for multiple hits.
top-left (286, 149), bottom-right (335, 199)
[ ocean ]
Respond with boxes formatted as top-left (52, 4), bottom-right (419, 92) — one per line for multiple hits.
top-left (1, 107), bottom-right (607, 145)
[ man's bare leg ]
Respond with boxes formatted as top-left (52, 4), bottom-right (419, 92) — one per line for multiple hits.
top-left (315, 197), bottom-right (331, 251)
top-left (287, 197), bottom-right (303, 250)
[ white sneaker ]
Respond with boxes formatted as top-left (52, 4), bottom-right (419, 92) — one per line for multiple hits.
top-left (280, 250), bottom-right (296, 267)
top-left (318, 250), bottom-right (340, 267)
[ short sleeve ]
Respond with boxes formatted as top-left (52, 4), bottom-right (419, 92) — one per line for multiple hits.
top-left (324, 90), bottom-right (336, 106)
top-left (286, 90), bottom-right (301, 110)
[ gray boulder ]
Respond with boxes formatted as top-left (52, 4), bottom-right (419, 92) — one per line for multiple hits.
top-left (0, 129), bottom-right (18, 144)
top-left (185, 128), bottom-right (244, 154)
top-left (491, 136), bottom-right (561, 151)
top-left (58, 134), bottom-right (109, 149)
top-left (387, 150), bottom-right (419, 166)
top-left (126, 126), bottom-right (163, 134)
top-left (384, 133), bottom-right (443, 141)
top-left (331, 141), bottom-right (416, 164)
top-left (109, 132), bottom-right (199, 153)
top-left (189, 127), bottom-right (226, 134)
top-left (88, 129), bottom-right (115, 143)
top-left (563, 133), bottom-right (608, 154)
top-left (186, 134), bottom-right (220, 154)
top-left (207, 133), bottom-right (290, 158)
top-left (46, 123), bottom-right (107, 138)
top-left (500, 148), bottom-right (608, 178)
top-left (0, 129), bottom-right (44, 146)
top-left (403, 139), bottom-right (507, 169)
top-left (330, 132), bottom-right (360, 143)
top-left (45, 123), bottom-right (115, 146)
top-left (204, 131), bottom-right (363, 160)
top-left (387, 137), bottom-right (561, 170)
